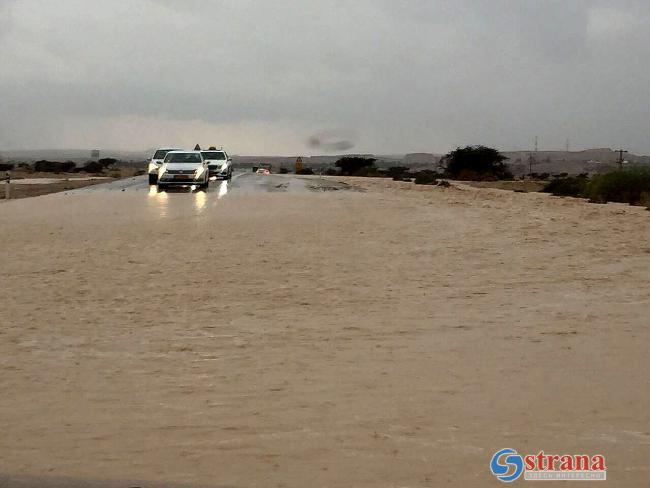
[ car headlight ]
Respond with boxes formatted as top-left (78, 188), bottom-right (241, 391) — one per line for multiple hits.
top-left (220, 163), bottom-right (228, 171)
top-left (148, 162), bottom-right (160, 172)
top-left (158, 164), bottom-right (167, 177)
top-left (195, 166), bottom-right (206, 179)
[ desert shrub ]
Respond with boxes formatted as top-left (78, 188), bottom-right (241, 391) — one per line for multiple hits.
top-left (279, 167), bottom-right (289, 174)
top-left (585, 169), bottom-right (650, 206)
top-left (387, 166), bottom-right (409, 179)
top-left (296, 167), bottom-right (314, 175)
top-left (323, 168), bottom-right (339, 176)
top-left (353, 166), bottom-right (381, 177)
top-left (98, 158), bottom-right (118, 166)
top-left (78, 161), bottom-right (106, 173)
top-left (0, 163), bottom-right (14, 171)
top-left (413, 170), bottom-right (439, 185)
top-left (542, 176), bottom-right (589, 197)
top-left (437, 180), bottom-right (451, 188)
top-left (34, 160), bottom-right (76, 173)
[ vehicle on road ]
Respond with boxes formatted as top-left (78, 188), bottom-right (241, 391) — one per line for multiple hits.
top-left (256, 168), bottom-right (271, 175)
top-left (201, 149), bottom-right (232, 180)
top-left (157, 151), bottom-right (209, 190)
top-left (148, 148), bottom-right (181, 184)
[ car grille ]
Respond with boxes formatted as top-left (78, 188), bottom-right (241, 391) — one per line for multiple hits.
top-left (166, 169), bottom-right (195, 175)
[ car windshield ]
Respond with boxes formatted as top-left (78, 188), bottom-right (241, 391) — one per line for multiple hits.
top-left (164, 153), bottom-right (202, 164)
top-left (153, 149), bottom-right (173, 159)
top-left (202, 151), bottom-right (226, 160)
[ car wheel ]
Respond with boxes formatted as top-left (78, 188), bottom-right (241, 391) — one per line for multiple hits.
top-left (148, 174), bottom-right (157, 185)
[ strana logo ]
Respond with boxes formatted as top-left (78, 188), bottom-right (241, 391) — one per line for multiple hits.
top-left (490, 448), bottom-right (607, 482)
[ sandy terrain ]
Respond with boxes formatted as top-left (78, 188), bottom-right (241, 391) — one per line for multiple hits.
top-left (459, 179), bottom-right (547, 193)
top-left (1, 169), bottom-right (140, 200)
top-left (1, 178), bottom-right (649, 487)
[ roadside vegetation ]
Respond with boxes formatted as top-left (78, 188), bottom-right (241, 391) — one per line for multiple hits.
top-left (542, 175), bottom-right (589, 197)
top-left (335, 157), bottom-right (378, 176)
top-left (326, 146), bottom-right (510, 186)
top-left (543, 169), bottom-right (650, 207)
top-left (324, 149), bottom-right (650, 208)
top-left (3, 158), bottom-right (146, 176)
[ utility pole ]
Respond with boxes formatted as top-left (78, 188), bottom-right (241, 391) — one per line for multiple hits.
top-left (528, 152), bottom-right (536, 177)
top-left (534, 136), bottom-right (538, 152)
top-left (566, 138), bottom-right (570, 152)
top-left (615, 149), bottom-right (628, 170)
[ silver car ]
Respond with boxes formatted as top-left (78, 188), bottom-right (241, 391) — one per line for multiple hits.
top-left (201, 149), bottom-right (232, 180)
top-left (157, 151), bottom-right (209, 190)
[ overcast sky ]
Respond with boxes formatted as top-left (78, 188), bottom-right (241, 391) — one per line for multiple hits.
top-left (1, 0), bottom-right (649, 155)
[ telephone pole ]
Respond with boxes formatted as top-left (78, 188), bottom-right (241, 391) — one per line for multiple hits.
top-left (615, 149), bottom-right (627, 170)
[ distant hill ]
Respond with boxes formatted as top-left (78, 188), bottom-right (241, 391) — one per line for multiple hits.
top-left (0, 149), bottom-right (149, 163)
top-left (503, 148), bottom-right (650, 176)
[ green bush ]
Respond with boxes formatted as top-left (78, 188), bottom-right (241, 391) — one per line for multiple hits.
top-left (544, 170), bottom-right (650, 206)
top-left (585, 169), bottom-right (650, 206)
top-left (442, 145), bottom-right (512, 180)
top-left (296, 167), bottom-right (314, 175)
top-left (542, 176), bottom-right (589, 197)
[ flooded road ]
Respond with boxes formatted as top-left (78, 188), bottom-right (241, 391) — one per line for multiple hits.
top-left (3, 177), bottom-right (649, 487)
top-left (72, 172), bottom-right (352, 196)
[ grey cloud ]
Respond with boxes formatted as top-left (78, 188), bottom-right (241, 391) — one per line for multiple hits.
top-left (1, 0), bottom-right (650, 154)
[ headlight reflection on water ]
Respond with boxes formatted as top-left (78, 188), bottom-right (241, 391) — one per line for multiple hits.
top-left (146, 187), bottom-right (169, 218)
top-left (194, 189), bottom-right (207, 212)
top-left (146, 178), bottom-right (230, 217)
top-left (217, 180), bottom-right (229, 199)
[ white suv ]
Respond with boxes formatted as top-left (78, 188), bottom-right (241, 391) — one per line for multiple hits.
top-left (148, 148), bottom-right (181, 184)
top-left (201, 149), bottom-right (232, 180)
